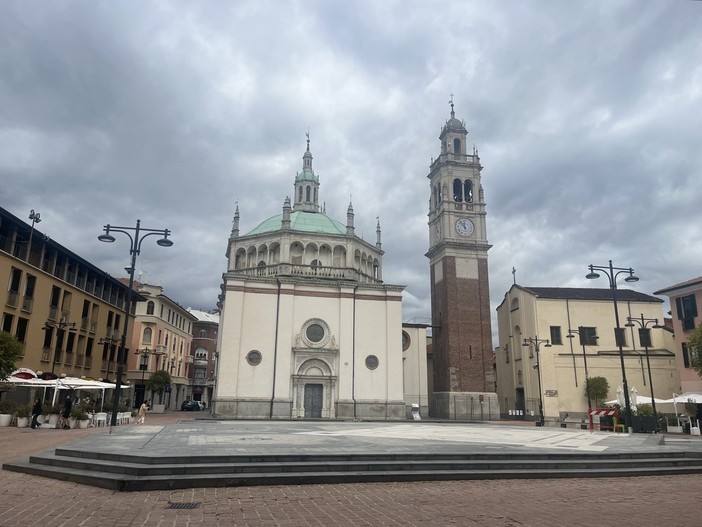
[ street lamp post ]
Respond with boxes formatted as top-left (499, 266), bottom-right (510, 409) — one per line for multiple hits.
top-left (523, 336), bottom-right (551, 426)
top-left (135, 347), bottom-right (162, 407)
top-left (566, 328), bottom-right (598, 411)
top-left (43, 316), bottom-right (77, 374)
top-left (586, 260), bottom-right (639, 433)
top-left (27, 209), bottom-right (41, 262)
top-left (625, 314), bottom-right (663, 431)
top-left (98, 220), bottom-right (173, 429)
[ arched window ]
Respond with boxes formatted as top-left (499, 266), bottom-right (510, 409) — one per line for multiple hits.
top-left (256, 261), bottom-right (266, 276)
top-left (199, 329), bottom-right (206, 338)
top-left (314, 187), bottom-right (317, 203)
top-left (464, 180), bottom-right (473, 203)
top-left (453, 178), bottom-right (463, 202)
top-left (142, 327), bottom-right (152, 344)
top-left (146, 301), bottom-right (155, 315)
top-left (453, 138), bottom-right (461, 155)
top-left (306, 186), bottom-right (311, 201)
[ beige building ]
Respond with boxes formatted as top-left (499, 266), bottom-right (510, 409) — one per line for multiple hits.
top-left (1, 207), bottom-right (137, 402)
top-left (654, 277), bottom-right (702, 394)
top-left (125, 283), bottom-right (197, 410)
top-left (213, 138), bottom-right (408, 419)
top-left (187, 308), bottom-right (219, 408)
top-left (401, 323), bottom-right (430, 417)
top-left (496, 285), bottom-right (679, 424)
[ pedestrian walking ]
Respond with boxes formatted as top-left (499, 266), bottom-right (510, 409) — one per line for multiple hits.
top-left (30, 398), bottom-right (42, 429)
top-left (60, 395), bottom-right (72, 429)
top-left (137, 400), bottom-right (148, 424)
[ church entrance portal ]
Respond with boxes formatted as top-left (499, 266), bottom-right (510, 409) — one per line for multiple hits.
top-left (304, 384), bottom-right (323, 418)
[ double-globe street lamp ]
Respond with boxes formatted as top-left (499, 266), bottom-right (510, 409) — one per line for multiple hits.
top-left (586, 260), bottom-right (639, 434)
top-left (625, 314), bottom-right (663, 431)
top-left (98, 220), bottom-right (173, 429)
top-left (523, 336), bottom-right (551, 426)
top-left (135, 347), bottom-right (163, 407)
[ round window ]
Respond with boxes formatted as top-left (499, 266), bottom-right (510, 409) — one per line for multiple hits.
top-left (365, 355), bottom-right (379, 370)
top-left (306, 323), bottom-right (325, 343)
top-left (402, 331), bottom-right (411, 351)
top-left (246, 350), bottom-right (262, 366)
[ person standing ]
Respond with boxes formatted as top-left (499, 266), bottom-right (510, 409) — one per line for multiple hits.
top-left (137, 400), bottom-right (148, 425)
top-left (60, 395), bottom-right (72, 429)
top-left (31, 398), bottom-right (42, 429)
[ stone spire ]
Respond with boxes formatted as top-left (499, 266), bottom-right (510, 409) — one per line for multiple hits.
top-left (376, 217), bottom-right (382, 250)
top-left (346, 200), bottom-right (355, 235)
top-left (230, 203), bottom-right (240, 239)
top-left (282, 196), bottom-right (291, 230)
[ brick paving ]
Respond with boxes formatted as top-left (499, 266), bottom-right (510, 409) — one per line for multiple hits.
top-left (1, 413), bottom-right (701, 527)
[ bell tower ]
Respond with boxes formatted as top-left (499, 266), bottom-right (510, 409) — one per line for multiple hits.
top-left (426, 100), bottom-right (498, 418)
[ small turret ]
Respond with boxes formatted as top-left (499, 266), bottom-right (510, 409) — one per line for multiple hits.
top-left (376, 217), bottom-right (382, 250)
top-left (230, 203), bottom-right (240, 239)
top-left (346, 201), bottom-right (355, 235)
top-left (282, 197), bottom-right (291, 230)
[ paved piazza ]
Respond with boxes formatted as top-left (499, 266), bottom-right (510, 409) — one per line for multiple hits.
top-left (1, 413), bottom-right (701, 527)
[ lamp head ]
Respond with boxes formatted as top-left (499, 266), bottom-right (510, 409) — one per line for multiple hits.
top-left (624, 273), bottom-right (639, 283)
top-left (157, 237), bottom-right (173, 247)
top-left (624, 321), bottom-right (635, 327)
top-left (98, 233), bottom-right (116, 243)
top-left (566, 333), bottom-right (575, 339)
top-left (585, 271), bottom-right (600, 280)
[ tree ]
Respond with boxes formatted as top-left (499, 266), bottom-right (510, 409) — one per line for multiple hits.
top-left (0, 331), bottom-right (23, 381)
top-left (586, 376), bottom-right (609, 407)
top-left (146, 370), bottom-right (172, 404)
top-left (687, 324), bottom-right (702, 378)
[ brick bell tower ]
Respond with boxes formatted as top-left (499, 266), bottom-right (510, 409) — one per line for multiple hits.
top-left (426, 100), bottom-right (498, 419)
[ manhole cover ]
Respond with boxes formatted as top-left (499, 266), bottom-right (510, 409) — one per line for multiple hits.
top-left (166, 502), bottom-right (201, 510)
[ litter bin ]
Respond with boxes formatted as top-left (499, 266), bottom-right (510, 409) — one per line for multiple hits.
top-left (411, 404), bottom-right (421, 421)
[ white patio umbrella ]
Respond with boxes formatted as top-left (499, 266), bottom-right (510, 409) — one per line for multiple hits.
top-left (604, 395), bottom-right (666, 405)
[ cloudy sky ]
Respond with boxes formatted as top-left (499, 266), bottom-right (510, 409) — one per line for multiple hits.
top-left (2, 1), bottom-right (701, 342)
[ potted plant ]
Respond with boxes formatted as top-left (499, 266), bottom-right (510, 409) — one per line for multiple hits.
top-left (666, 414), bottom-right (683, 434)
top-left (48, 403), bottom-right (61, 426)
top-left (0, 399), bottom-right (17, 426)
top-left (39, 401), bottom-right (53, 425)
top-left (70, 405), bottom-right (88, 429)
top-left (16, 404), bottom-right (31, 428)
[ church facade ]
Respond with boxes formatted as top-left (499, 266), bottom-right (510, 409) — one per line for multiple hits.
top-left (212, 137), bottom-right (407, 419)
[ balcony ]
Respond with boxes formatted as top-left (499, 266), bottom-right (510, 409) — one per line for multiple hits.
top-left (21, 296), bottom-right (33, 313)
top-left (6, 291), bottom-right (18, 308)
top-left (231, 263), bottom-right (382, 284)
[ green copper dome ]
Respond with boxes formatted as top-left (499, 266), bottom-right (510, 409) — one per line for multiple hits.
top-left (247, 211), bottom-right (346, 236)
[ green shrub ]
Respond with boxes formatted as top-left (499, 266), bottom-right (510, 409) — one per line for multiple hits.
top-left (0, 399), bottom-right (18, 415)
top-left (636, 404), bottom-right (653, 416)
top-left (16, 404), bottom-right (31, 418)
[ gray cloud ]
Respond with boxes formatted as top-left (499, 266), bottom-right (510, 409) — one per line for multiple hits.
top-left (2, 0), bottom-right (700, 336)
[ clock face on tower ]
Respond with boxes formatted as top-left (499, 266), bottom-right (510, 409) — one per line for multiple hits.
top-left (455, 218), bottom-right (474, 237)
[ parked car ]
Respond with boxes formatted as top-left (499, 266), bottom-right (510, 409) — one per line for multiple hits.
top-left (181, 400), bottom-right (201, 411)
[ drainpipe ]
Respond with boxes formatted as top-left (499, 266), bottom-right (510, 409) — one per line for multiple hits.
top-left (352, 283), bottom-right (358, 418)
top-left (270, 279), bottom-right (281, 418)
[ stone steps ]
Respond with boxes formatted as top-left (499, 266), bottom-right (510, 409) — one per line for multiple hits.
top-left (5, 450), bottom-right (702, 492)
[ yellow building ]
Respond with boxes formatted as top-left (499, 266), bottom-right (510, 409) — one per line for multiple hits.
top-left (496, 285), bottom-right (679, 425)
top-left (1, 207), bottom-right (138, 403)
